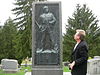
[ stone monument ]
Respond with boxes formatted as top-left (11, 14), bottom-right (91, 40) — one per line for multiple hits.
top-left (32, 2), bottom-right (63, 75)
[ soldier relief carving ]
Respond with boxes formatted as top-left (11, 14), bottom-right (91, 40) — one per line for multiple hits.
top-left (34, 4), bottom-right (60, 65)
top-left (35, 5), bottom-right (59, 53)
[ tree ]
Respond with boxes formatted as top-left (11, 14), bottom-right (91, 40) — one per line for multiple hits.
top-left (0, 18), bottom-right (17, 62)
top-left (12, 0), bottom-right (46, 65)
top-left (0, 26), bottom-right (4, 62)
top-left (63, 4), bottom-right (100, 61)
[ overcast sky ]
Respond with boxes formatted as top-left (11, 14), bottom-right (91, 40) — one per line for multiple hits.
top-left (0, 0), bottom-right (100, 33)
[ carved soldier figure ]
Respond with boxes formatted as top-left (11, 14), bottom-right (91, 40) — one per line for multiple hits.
top-left (36, 6), bottom-right (56, 52)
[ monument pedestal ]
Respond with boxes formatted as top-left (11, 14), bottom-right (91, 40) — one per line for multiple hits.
top-left (32, 68), bottom-right (63, 75)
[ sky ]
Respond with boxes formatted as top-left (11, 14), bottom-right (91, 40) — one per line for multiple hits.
top-left (0, 0), bottom-right (15, 25)
top-left (0, 0), bottom-right (100, 33)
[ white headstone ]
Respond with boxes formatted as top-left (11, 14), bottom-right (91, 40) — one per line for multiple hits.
top-left (1, 59), bottom-right (18, 73)
top-left (87, 56), bottom-right (100, 75)
top-left (94, 56), bottom-right (100, 59)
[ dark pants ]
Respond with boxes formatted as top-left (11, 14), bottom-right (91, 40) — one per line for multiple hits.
top-left (71, 71), bottom-right (87, 75)
top-left (71, 66), bottom-right (87, 75)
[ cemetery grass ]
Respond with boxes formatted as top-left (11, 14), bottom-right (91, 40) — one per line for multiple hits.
top-left (63, 66), bottom-right (71, 72)
top-left (0, 70), bottom-right (24, 75)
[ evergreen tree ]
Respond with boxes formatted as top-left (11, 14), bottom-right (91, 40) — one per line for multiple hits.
top-left (0, 26), bottom-right (5, 62)
top-left (0, 18), bottom-right (17, 62)
top-left (12, 0), bottom-right (46, 64)
top-left (63, 4), bottom-right (100, 61)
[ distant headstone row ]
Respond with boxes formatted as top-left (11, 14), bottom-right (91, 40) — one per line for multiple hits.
top-left (1, 59), bottom-right (18, 73)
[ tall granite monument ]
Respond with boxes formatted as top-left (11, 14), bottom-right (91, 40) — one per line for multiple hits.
top-left (32, 2), bottom-right (63, 75)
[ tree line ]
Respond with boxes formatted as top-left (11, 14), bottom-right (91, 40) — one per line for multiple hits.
top-left (0, 0), bottom-right (100, 65)
top-left (63, 4), bottom-right (100, 61)
top-left (0, 0), bottom-right (46, 65)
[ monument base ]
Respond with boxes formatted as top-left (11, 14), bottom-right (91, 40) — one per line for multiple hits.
top-left (32, 68), bottom-right (63, 75)
top-left (35, 53), bottom-right (59, 65)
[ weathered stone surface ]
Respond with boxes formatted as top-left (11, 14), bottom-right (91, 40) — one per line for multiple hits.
top-left (87, 56), bottom-right (100, 75)
top-left (1, 59), bottom-right (18, 73)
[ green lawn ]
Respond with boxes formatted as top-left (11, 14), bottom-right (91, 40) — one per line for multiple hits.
top-left (0, 66), bottom-right (31, 75)
top-left (0, 70), bottom-right (24, 75)
top-left (63, 66), bottom-right (71, 72)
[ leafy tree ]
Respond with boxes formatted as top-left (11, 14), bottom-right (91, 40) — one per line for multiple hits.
top-left (12, 0), bottom-right (46, 65)
top-left (63, 4), bottom-right (100, 61)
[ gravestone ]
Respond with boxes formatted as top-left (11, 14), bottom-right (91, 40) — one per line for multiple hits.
top-left (32, 1), bottom-right (63, 75)
top-left (1, 59), bottom-right (18, 73)
top-left (87, 56), bottom-right (100, 75)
